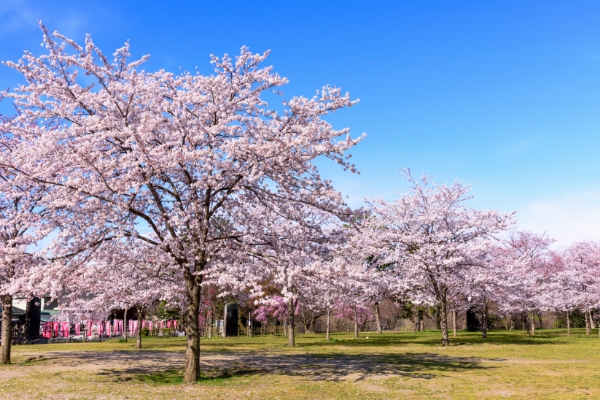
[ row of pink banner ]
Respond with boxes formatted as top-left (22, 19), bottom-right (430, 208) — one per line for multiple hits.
top-left (42, 319), bottom-right (179, 338)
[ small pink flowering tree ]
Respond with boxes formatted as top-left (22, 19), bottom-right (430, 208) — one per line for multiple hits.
top-left (355, 169), bottom-right (514, 346)
top-left (495, 231), bottom-right (555, 335)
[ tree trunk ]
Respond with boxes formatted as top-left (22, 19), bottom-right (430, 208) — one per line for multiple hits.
top-left (123, 308), bottom-right (128, 342)
top-left (326, 309), bottom-right (331, 341)
top-left (537, 311), bottom-right (543, 330)
top-left (529, 311), bottom-right (535, 336)
top-left (452, 308), bottom-right (457, 337)
top-left (353, 305), bottom-right (359, 338)
top-left (287, 299), bottom-right (295, 347)
top-left (481, 302), bottom-right (488, 340)
top-left (248, 311), bottom-right (252, 337)
top-left (183, 271), bottom-right (201, 384)
top-left (585, 310), bottom-right (591, 336)
top-left (589, 310), bottom-right (595, 331)
top-left (439, 295), bottom-right (449, 346)
top-left (136, 307), bottom-right (143, 349)
top-left (1, 294), bottom-right (13, 364)
top-left (283, 314), bottom-right (287, 338)
top-left (435, 303), bottom-right (441, 330)
top-left (374, 302), bottom-right (382, 334)
top-left (419, 310), bottom-right (424, 332)
top-left (567, 311), bottom-right (571, 337)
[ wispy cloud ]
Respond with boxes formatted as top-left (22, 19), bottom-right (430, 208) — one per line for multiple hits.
top-left (517, 189), bottom-right (600, 246)
top-left (0, 0), bottom-right (39, 36)
top-left (0, 0), bottom-right (89, 41)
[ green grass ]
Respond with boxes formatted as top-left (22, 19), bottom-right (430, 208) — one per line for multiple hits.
top-left (2, 329), bottom-right (600, 399)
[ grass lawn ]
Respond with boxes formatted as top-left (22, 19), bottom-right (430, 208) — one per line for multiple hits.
top-left (1, 329), bottom-right (600, 399)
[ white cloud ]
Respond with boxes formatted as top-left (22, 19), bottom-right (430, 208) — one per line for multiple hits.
top-left (517, 189), bottom-right (600, 246)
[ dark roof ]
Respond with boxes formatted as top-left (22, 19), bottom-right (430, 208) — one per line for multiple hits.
top-left (0, 306), bottom-right (26, 316)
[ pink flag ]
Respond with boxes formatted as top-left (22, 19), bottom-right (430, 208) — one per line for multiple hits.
top-left (62, 322), bottom-right (69, 337)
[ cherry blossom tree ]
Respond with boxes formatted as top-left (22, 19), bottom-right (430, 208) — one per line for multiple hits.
top-left (211, 205), bottom-right (349, 346)
top-left (57, 240), bottom-right (182, 348)
top-left (355, 169), bottom-right (514, 345)
top-left (0, 25), bottom-right (362, 381)
top-left (495, 231), bottom-right (555, 335)
top-left (0, 115), bottom-right (50, 364)
top-left (547, 241), bottom-right (600, 336)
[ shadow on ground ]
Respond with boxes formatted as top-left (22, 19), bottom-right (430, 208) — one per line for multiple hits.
top-left (36, 349), bottom-right (499, 383)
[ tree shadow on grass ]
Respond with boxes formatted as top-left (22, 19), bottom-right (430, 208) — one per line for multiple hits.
top-left (200, 351), bottom-right (499, 382)
top-left (87, 350), bottom-right (498, 384)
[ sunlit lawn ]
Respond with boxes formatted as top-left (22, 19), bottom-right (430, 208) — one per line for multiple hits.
top-left (1, 329), bottom-right (600, 399)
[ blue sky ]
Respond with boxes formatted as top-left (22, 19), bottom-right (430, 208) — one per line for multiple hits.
top-left (1, 0), bottom-right (599, 245)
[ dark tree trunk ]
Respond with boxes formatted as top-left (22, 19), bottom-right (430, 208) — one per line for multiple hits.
top-left (439, 293), bottom-right (449, 346)
top-left (567, 311), bottom-right (571, 337)
top-left (537, 311), bottom-right (543, 330)
top-left (353, 305), bottom-right (359, 338)
top-left (1, 294), bottom-right (13, 364)
top-left (435, 303), bottom-right (441, 330)
top-left (183, 270), bottom-right (201, 384)
top-left (136, 306), bottom-right (143, 349)
top-left (123, 308), bottom-right (128, 342)
top-left (326, 309), bottom-right (331, 341)
top-left (375, 302), bottom-right (382, 334)
top-left (481, 301), bottom-right (489, 340)
top-left (287, 299), bottom-right (295, 347)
